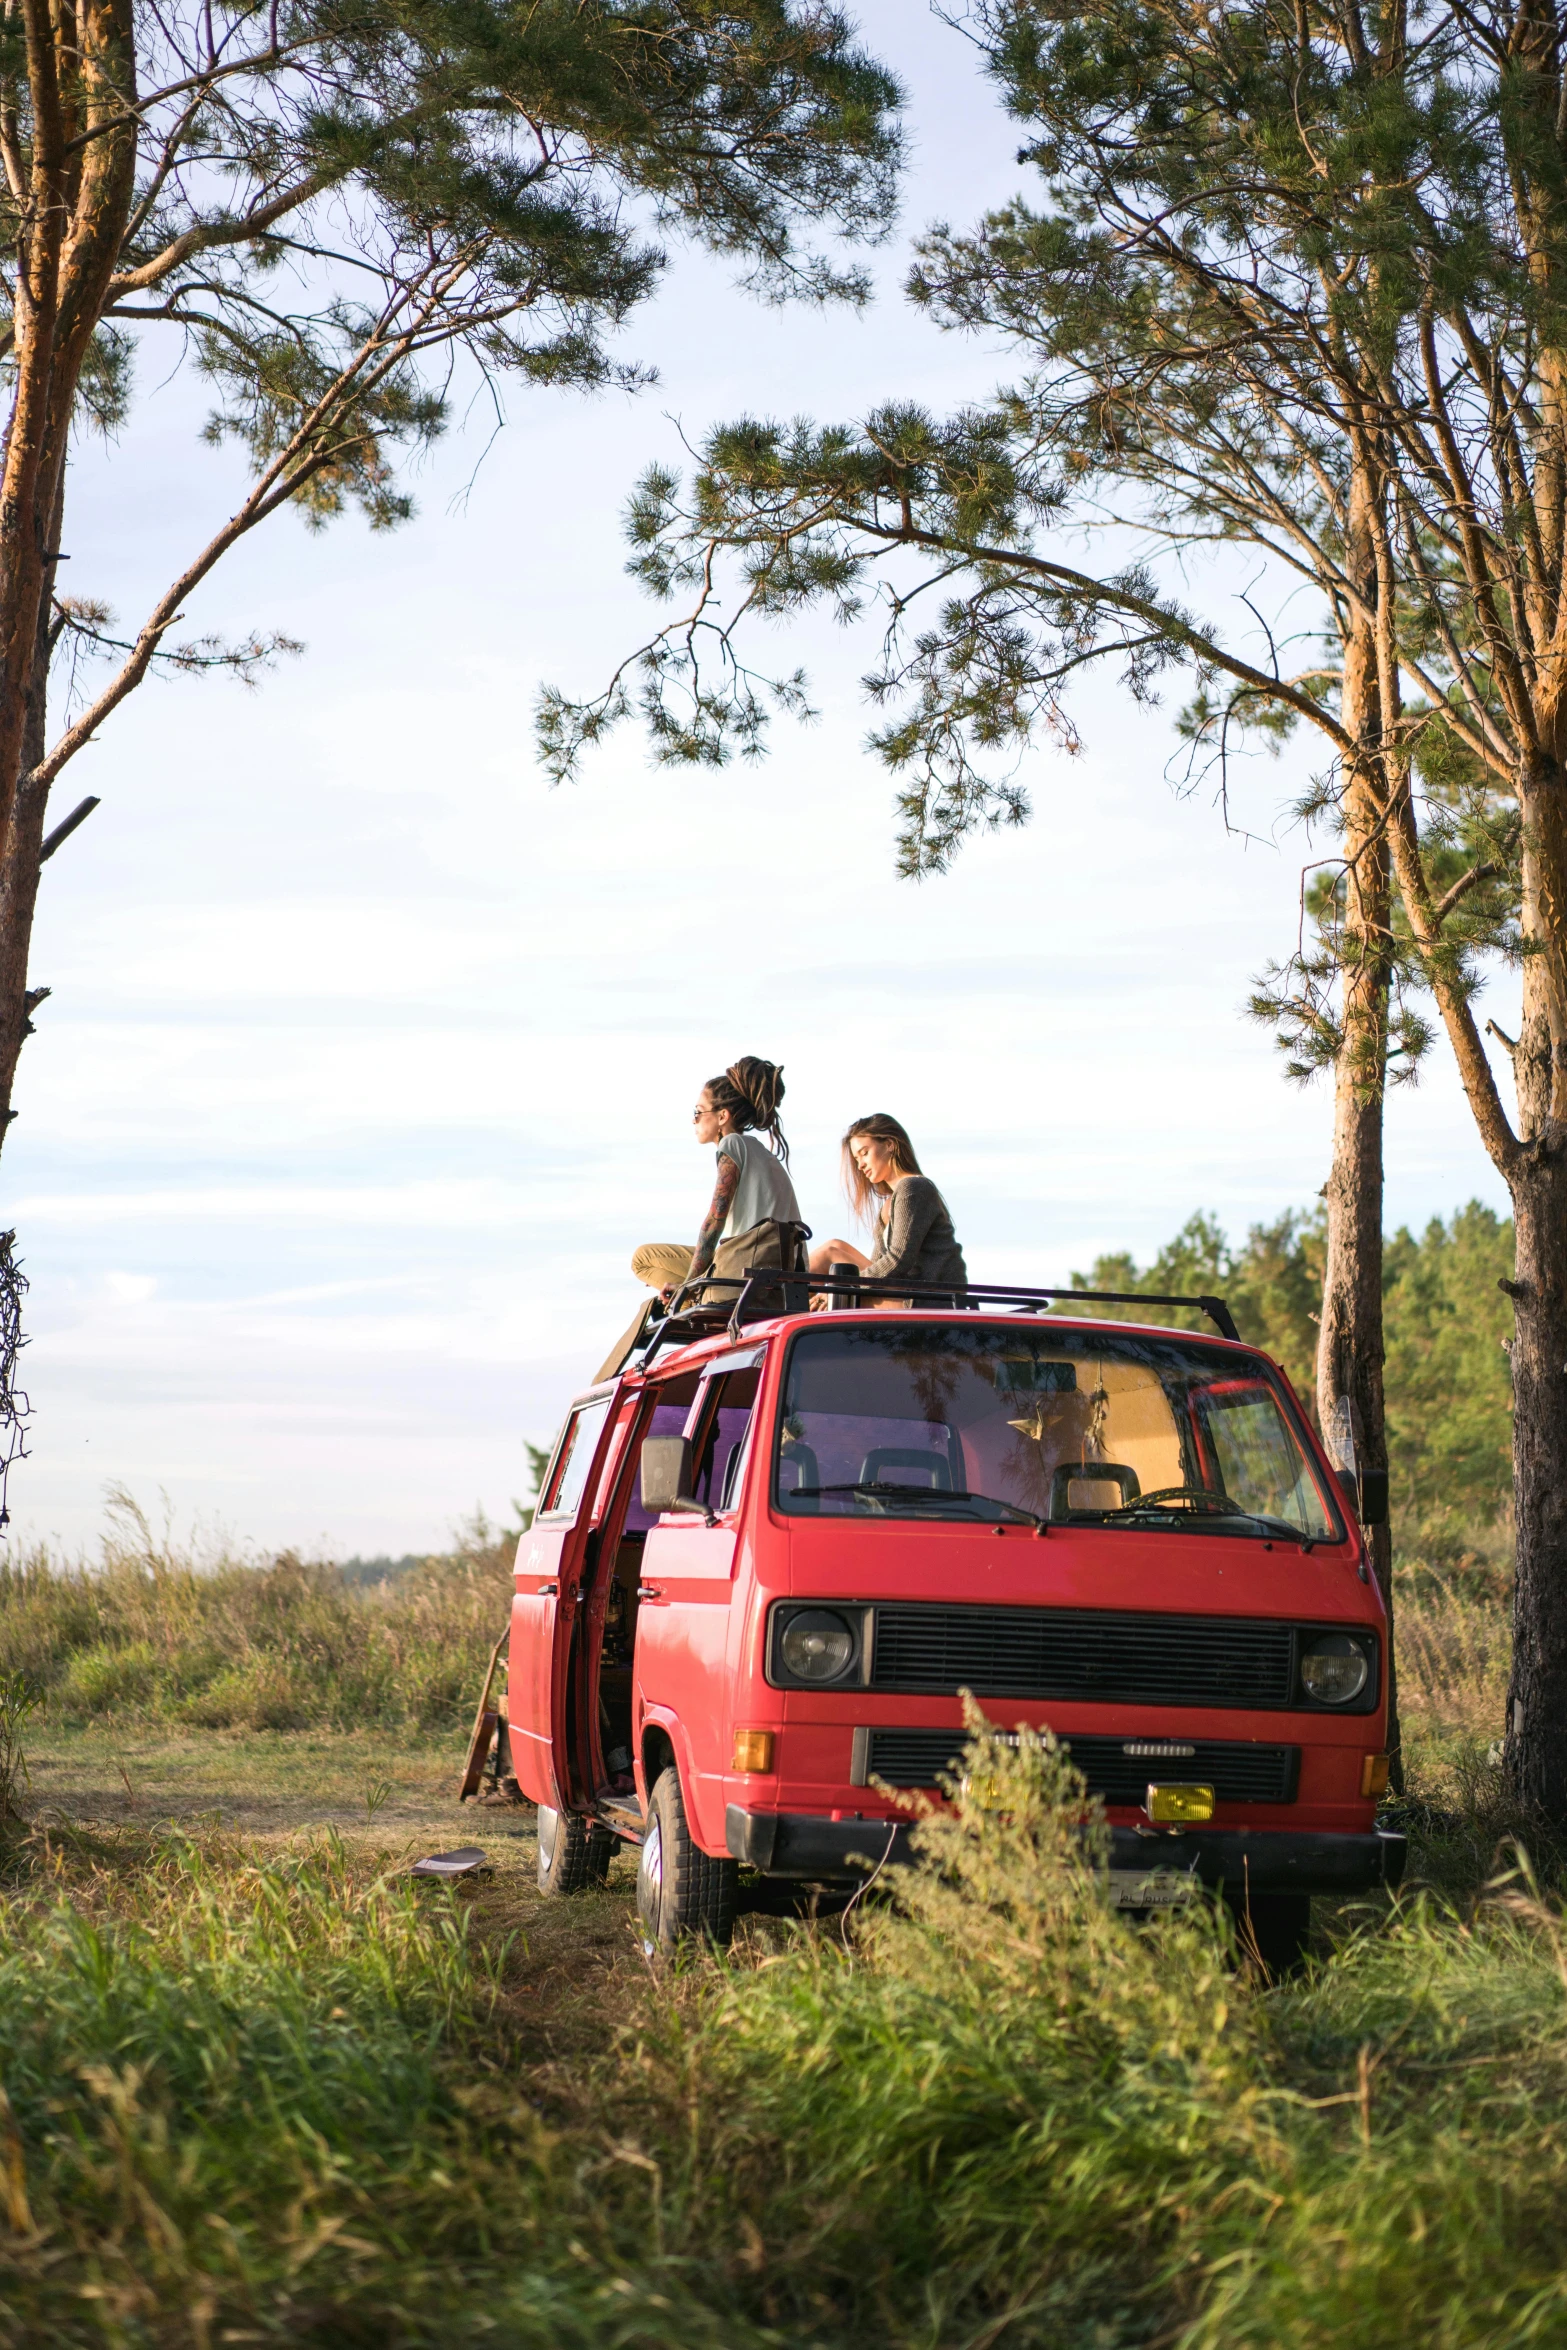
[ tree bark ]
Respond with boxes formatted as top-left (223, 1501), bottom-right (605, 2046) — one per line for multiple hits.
top-left (1316, 457), bottom-right (1401, 1786)
top-left (1505, 1132), bottom-right (1567, 1820)
top-left (1502, 755), bottom-right (1567, 1819)
top-left (0, 0), bottom-right (137, 1152)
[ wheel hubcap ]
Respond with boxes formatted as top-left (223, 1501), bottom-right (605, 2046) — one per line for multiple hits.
top-left (638, 1815), bottom-right (663, 1929)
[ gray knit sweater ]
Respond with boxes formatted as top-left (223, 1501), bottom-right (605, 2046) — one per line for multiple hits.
top-left (864, 1175), bottom-right (968, 1293)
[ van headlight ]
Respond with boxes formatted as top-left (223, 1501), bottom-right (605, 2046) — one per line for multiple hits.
top-left (1299, 1633), bottom-right (1371, 1705)
top-left (768, 1605), bottom-right (865, 1687)
top-left (780, 1609), bottom-right (857, 1684)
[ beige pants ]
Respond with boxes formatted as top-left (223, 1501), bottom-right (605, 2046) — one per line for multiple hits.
top-left (594, 1224), bottom-right (807, 1382)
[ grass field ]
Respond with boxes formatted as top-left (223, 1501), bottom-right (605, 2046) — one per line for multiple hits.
top-left (0, 1510), bottom-right (1561, 2348)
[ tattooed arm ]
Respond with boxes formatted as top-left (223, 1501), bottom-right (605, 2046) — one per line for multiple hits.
top-left (685, 1150), bottom-right (741, 1283)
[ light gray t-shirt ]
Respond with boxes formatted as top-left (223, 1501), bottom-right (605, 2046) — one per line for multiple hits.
top-left (718, 1131), bottom-right (802, 1240)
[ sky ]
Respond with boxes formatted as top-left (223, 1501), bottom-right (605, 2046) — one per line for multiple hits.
top-left (3, 1), bottom-right (1518, 1562)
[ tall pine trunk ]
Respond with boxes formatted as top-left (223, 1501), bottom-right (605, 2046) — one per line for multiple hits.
top-left (0, 0), bottom-right (137, 1157)
top-left (1502, 757), bottom-right (1567, 1818)
top-left (1316, 461), bottom-right (1401, 1784)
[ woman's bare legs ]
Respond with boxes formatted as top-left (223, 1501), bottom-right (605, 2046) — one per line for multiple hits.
top-left (808, 1240), bottom-right (870, 1277)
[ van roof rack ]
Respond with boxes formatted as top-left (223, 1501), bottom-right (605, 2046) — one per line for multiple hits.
top-left (634, 1269), bottom-right (1239, 1367)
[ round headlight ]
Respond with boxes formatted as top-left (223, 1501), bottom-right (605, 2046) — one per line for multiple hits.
top-left (780, 1608), bottom-right (857, 1684)
top-left (1300, 1634), bottom-right (1370, 1705)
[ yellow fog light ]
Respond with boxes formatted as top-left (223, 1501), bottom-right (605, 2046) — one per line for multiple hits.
top-left (1360, 1753), bottom-right (1391, 1798)
top-left (732, 1729), bottom-right (775, 1773)
top-left (1145, 1783), bottom-right (1215, 1825)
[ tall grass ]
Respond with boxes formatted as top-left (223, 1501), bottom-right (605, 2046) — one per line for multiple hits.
top-left (1, 1720), bottom-right (1565, 2346)
top-left (0, 1822), bottom-right (765, 2347)
top-left (1390, 1516), bottom-right (1521, 1889)
top-left (0, 1490), bottom-right (515, 1733)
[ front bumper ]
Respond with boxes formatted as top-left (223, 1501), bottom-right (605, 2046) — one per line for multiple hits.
top-left (724, 1804), bottom-right (1408, 1895)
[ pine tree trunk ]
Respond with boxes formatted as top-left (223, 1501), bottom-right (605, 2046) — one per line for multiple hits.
top-left (0, 0), bottom-right (138, 1157)
top-left (1316, 458), bottom-right (1401, 1786)
top-left (1315, 771), bottom-right (1400, 1788)
top-left (1502, 758), bottom-right (1567, 1822)
top-left (1505, 1134), bottom-right (1567, 1820)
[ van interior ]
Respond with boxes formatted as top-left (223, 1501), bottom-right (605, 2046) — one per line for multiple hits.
top-left (590, 1364), bottom-right (761, 1792)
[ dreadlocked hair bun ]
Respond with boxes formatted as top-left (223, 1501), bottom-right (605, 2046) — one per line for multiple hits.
top-left (705, 1057), bottom-right (789, 1162)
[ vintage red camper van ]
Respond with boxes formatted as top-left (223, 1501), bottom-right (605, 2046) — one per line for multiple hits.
top-left (508, 1275), bottom-right (1404, 1970)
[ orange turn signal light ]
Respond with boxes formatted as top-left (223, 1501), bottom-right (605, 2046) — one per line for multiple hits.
top-left (1145, 1783), bottom-right (1215, 1825)
top-left (1361, 1753), bottom-right (1391, 1798)
top-left (732, 1729), bottom-right (775, 1774)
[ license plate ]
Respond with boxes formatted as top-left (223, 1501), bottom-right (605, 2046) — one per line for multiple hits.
top-left (1107, 1869), bottom-right (1199, 1909)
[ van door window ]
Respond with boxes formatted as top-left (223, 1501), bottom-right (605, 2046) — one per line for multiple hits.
top-left (539, 1396), bottom-right (611, 1523)
top-left (1193, 1381), bottom-right (1329, 1534)
top-left (689, 1367), bottom-right (761, 1513)
top-left (620, 1395), bottom-right (700, 1534)
top-left (594, 1373), bottom-right (701, 1789)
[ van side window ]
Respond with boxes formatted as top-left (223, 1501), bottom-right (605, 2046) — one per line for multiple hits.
top-left (539, 1396), bottom-right (611, 1522)
top-left (621, 1397), bottom-right (699, 1534)
top-left (689, 1367), bottom-right (762, 1513)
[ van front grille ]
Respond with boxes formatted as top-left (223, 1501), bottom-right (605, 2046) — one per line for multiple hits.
top-left (863, 1726), bottom-right (1299, 1804)
top-left (868, 1604), bottom-right (1296, 1709)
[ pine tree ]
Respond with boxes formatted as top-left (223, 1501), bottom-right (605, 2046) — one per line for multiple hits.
top-left (0, 0), bottom-right (901, 1148)
top-left (548, 0), bottom-right (1567, 1818)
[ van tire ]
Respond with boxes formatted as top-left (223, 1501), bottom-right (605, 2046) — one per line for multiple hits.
top-left (536, 1803), bottom-right (614, 1895)
top-left (637, 1766), bottom-right (738, 1952)
top-left (1227, 1889), bottom-right (1311, 1977)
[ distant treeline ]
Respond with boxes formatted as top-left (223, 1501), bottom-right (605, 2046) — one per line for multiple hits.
top-left (1076, 1202), bottom-right (1513, 1546)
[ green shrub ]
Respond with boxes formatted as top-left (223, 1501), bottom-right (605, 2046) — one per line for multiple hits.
top-left (635, 1714), bottom-right (1567, 2347)
top-left (58, 1639), bottom-right (159, 1716)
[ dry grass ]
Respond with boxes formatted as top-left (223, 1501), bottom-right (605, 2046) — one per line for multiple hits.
top-left (0, 1489), bottom-right (515, 1735)
top-left (1391, 1515), bottom-right (1525, 1897)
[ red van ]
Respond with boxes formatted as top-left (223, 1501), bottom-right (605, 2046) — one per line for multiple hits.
top-left (509, 1278), bottom-right (1404, 1969)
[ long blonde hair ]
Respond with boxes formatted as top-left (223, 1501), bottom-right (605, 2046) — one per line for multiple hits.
top-left (841, 1112), bottom-right (921, 1225)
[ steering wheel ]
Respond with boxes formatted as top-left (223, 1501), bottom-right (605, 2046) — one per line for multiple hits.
top-left (1117, 1486), bottom-right (1242, 1515)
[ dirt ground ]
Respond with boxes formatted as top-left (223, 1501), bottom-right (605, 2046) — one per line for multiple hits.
top-left (27, 1723), bottom-right (511, 1837)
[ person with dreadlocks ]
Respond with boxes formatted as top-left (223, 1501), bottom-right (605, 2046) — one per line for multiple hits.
top-left (678, 1057), bottom-right (803, 1303)
top-left (593, 1057), bottom-right (808, 1380)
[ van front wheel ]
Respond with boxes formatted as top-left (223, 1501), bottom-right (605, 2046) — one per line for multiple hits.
top-left (637, 1767), bottom-right (738, 1952)
top-left (536, 1804), bottom-right (614, 1895)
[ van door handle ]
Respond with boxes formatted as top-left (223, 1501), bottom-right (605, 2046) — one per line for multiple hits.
top-left (538, 1582), bottom-right (558, 1596)
top-left (636, 1584), bottom-right (664, 1602)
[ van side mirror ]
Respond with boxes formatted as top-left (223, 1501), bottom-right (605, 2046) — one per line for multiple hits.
top-left (640, 1436), bottom-right (716, 1524)
top-left (1355, 1467), bottom-right (1389, 1527)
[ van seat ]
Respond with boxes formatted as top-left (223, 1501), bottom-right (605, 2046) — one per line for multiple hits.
top-left (861, 1446), bottom-right (952, 1490)
top-left (1051, 1462), bottom-right (1140, 1515)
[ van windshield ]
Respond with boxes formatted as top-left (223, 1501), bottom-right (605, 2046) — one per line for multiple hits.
top-left (774, 1323), bottom-right (1339, 1541)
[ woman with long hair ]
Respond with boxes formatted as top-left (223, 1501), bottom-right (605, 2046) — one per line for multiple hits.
top-left (808, 1113), bottom-right (967, 1304)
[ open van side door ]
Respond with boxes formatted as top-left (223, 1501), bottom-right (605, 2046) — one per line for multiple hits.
top-left (509, 1384), bottom-right (632, 1810)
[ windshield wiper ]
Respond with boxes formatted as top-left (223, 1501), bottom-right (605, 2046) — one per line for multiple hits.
top-left (1100, 1497), bottom-right (1311, 1541)
top-left (805, 1481), bottom-right (1044, 1526)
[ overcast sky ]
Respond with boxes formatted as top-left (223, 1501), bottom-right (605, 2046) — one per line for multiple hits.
top-left (5, 1), bottom-right (1517, 1561)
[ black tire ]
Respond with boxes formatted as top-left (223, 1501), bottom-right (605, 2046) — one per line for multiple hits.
top-left (1226, 1889), bottom-right (1311, 1977)
top-left (536, 1803), bottom-right (615, 1895)
top-left (637, 1766), bottom-right (739, 1952)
